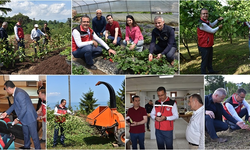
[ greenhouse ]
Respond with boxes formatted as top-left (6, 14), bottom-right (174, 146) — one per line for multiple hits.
top-left (72, 0), bottom-right (179, 75)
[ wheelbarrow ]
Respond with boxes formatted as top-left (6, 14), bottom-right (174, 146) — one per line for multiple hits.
top-left (86, 81), bottom-right (125, 146)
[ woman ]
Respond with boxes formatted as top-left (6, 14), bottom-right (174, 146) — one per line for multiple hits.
top-left (123, 15), bottom-right (144, 51)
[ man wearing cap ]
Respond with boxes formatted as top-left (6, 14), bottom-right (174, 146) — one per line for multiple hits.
top-left (30, 24), bottom-right (46, 54)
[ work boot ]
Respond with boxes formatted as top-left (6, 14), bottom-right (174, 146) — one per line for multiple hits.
top-left (86, 65), bottom-right (97, 70)
top-left (211, 137), bottom-right (227, 143)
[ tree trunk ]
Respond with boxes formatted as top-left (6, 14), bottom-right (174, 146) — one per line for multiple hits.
top-left (181, 37), bottom-right (192, 59)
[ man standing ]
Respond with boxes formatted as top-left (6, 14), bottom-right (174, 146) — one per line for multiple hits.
top-left (0, 22), bottom-right (9, 50)
top-left (145, 100), bottom-right (153, 131)
top-left (205, 88), bottom-right (248, 143)
top-left (14, 18), bottom-right (25, 55)
top-left (37, 89), bottom-right (46, 143)
top-left (30, 24), bottom-right (46, 54)
top-left (53, 99), bottom-right (73, 147)
top-left (0, 81), bottom-right (41, 149)
top-left (72, 15), bottom-right (116, 70)
top-left (197, 8), bottom-right (223, 74)
top-left (92, 9), bottom-right (106, 38)
top-left (186, 94), bottom-right (204, 149)
top-left (148, 16), bottom-right (177, 66)
top-left (105, 15), bottom-right (122, 45)
top-left (151, 87), bottom-right (179, 149)
top-left (223, 88), bottom-right (250, 131)
top-left (127, 95), bottom-right (147, 149)
top-left (41, 23), bottom-right (50, 45)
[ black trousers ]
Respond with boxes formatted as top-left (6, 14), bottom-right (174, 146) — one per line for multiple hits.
top-left (199, 46), bottom-right (214, 74)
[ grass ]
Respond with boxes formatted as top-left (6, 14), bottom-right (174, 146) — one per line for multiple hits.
top-left (180, 38), bottom-right (250, 74)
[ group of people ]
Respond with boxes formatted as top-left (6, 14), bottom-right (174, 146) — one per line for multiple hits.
top-left (205, 88), bottom-right (250, 142)
top-left (72, 9), bottom-right (177, 70)
top-left (197, 8), bottom-right (250, 74)
top-left (126, 87), bottom-right (204, 149)
top-left (0, 18), bottom-right (50, 58)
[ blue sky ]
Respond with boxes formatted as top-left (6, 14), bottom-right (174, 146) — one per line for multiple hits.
top-left (47, 75), bottom-right (125, 109)
top-left (3, 0), bottom-right (71, 22)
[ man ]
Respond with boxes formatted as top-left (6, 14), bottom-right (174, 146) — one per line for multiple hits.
top-left (30, 24), bottom-right (46, 54)
top-left (105, 15), bottom-right (122, 45)
top-left (126, 95), bottom-right (147, 149)
top-left (205, 88), bottom-right (248, 143)
top-left (72, 15), bottom-right (116, 70)
top-left (145, 100), bottom-right (153, 131)
top-left (53, 99), bottom-right (73, 147)
top-left (151, 87), bottom-right (179, 149)
top-left (37, 89), bottom-right (46, 143)
top-left (92, 9), bottom-right (106, 38)
top-left (197, 8), bottom-right (223, 74)
top-left (0, 22), bottom-right (9, 50)
top-left (0, 81), bottom-right (41, 149)
top-left (223, 88), bottom-right (250, 131)
top-left (36, 80), bottom-right (45, 111)
top-left (148, 16), bottom-right (177, 66)
top-left (14, 18), bottom-right (25, 55)
top-left (186, 94), bottom-right (204, 149)
top-left (41, 23), bottom-right (50, 45)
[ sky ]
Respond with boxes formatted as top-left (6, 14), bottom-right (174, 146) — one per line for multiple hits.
top-left (223, 75), bottom-right (250, 84)
top-left (2, 0), bottom-right (71, 22)
top-left (47, 75), bottom-right (125, 110)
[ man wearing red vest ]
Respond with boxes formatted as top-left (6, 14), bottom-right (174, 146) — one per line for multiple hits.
top-left (72, 15), bottom-right (116, 70)
top-left (223, 88), bottom-right (250, 131)
top-left (14, 18), bottom-right (25, 55)
top-left (197, 8), bottom-right (223, 74)
top-left (53, 99), bottom-right (73, 147)
top-left (37, 89), bottom-right (46, 143)
top-left (151, 87), bottom-right (178, 149)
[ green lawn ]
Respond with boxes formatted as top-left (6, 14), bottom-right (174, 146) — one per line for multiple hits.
top-left (180, 38), bottom-right (250, 74)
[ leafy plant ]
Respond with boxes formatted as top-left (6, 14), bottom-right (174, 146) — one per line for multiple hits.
top-left (72, 63), bottom-right (89, 75)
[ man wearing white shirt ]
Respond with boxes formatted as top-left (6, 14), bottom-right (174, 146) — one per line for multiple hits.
top-left (30, 24), bottom-right (46, 54)
top-left (72, 15), bottom-right (116, 70)
top-left (197, 8), bottom-right (223, 74)
top-left (223, 88), bottom-right (250, 131)
top-left (186, 94), bottom-right (204, 149)
top-left (151, 87), bottom-right (179, 149)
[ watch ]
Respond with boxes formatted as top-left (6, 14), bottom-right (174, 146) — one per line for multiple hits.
top-left (16, 118), bottom-right (19, 121)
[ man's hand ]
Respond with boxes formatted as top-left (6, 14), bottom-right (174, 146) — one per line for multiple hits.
top-left (156, 53), bottom-right (162, 59)
top-left (92, 40), bottom-right (98, 47)
top-left (13, 118), bottom-right (19, 125)
top-left (219, 24), bottom-right (223, 29)
top-left (155, 116), bottom-right (166, 122)
top-left (218, 17), bottom-right (224, 21)
top-left (236, 121), bottom-right (250, 129)
top-left (113, 39), bottom-right (117, 45)
top-left (148, 54), bottom-right (153, 61)
top-left (205, 110), bottom-right (215, 118)
top-left (129, 44), bottom-right (136, 50)
top-left (100, 33), bottom-right (103, 36)
top-left (108, 49), bottom-right (116, 55)
top-left (130, 121), bottom-right (138, 126)
top-left (0, 112), bottom-right (7, 119)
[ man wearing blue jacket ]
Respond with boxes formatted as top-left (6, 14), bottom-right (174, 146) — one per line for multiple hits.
top-left (0, 80), bottom-right (41, 149)
top-left (92, 9), bottom-right (106, 38)
top-left (205, 88), bottom-right (248, 143)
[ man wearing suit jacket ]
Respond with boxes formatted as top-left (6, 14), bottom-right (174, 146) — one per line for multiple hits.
top-left (0, 80), bottom-right (41, 149)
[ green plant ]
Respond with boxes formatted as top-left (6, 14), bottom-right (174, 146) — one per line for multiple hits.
top-left (72, 63), bottom-right (89, 75)
top-left (60, 47), bottom-right (71, 61)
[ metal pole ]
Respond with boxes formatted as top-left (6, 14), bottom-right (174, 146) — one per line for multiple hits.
top-left (126, 0), bottom-right (129, 15)
top-left (68, 75), bottom-right (71, 108)
top-left (108, 0), bottom-right (112, 16)
top-left (149, 0), bottom-right (152, 23)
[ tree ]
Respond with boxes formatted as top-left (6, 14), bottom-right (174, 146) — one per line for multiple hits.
top-left (205, 75), bottom-right (225, 95)
top-left (0, 0), bottom-right (12, 16)
top-left (79, 88), bottom-right (99, 114)
top-left (225, 82), bottom-right (237, 98)
top-left (116, 80), bottom-right (125, 116)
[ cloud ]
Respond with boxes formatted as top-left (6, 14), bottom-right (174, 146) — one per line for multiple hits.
top-left (4, 0), bottom-right (71, 22)
top-left (48, 92), bottom-right (61, 97)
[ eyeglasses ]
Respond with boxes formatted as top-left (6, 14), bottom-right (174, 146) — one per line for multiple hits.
top-left (96, 13), bottom-right (102, 14)
top-left (82, 21), bottom-right (89, 23)
top-left (202, 13), bottom-right (208, 15)
top-left (238, 94), bottom-right (245, 99)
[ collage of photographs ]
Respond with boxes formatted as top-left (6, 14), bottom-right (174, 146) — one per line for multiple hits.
top-left (0, 0), bottom-right (249, 150)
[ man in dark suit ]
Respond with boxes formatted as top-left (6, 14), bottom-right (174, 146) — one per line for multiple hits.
top-left (145, 100), bottom-right (153, 131)
top-left (0, 80), bottom-right (41, 149)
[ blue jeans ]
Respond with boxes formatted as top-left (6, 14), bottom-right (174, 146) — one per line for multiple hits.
top-left (123, 39), bottom-right (144, 52)
top-left (225, 108), bottom-right (249, 130)
top-left (22, 121), bottom-right (41, 149)
top-left (155, 129), bottom-right (173, 149)
top-left (72, 45), bottom-right (103, 66)
top-left (199, 46), bottom-right (214, 74)
top-left (152, 44), bottom-right (176, 62)
top-left (108, 35), bottom-right (121, 45)
top-left (130, 132), bottom-right (145, 149)
top-left (53, 123), bottom-right (65, 146)
top-left (205, 115), bottom-right (228, 139)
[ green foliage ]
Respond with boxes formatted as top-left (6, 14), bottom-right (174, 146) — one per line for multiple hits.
top-left (143, 35), bottom-right (151, 45)
top-left (79, 88), bottom-right (99, 114)
top-left (116, 80), bottom-right (125, 116)
top-left (60, 46), bottom-right (71, 61)
top-left (205, 75), bottom-right (225, 95)
top-left (72, 63), bottom-right (89, 75)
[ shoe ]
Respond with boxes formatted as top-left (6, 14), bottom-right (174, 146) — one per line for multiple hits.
top-left (19, 146), bottom-right (30, 149)
top-left (209, 71), bottom-right (219, 74)
top-left (147, 129), bottom-right (151, 132)
top-left (61, 143), bottom-right (66, 147)
top-left (39, 139), bottom-right (46, 143)
top-left (86, 65), bottom-right (97, 70)
top-left (211, 137), bottom-right (227, 143)
top-left (52, 144), bottom-right (57, 148)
